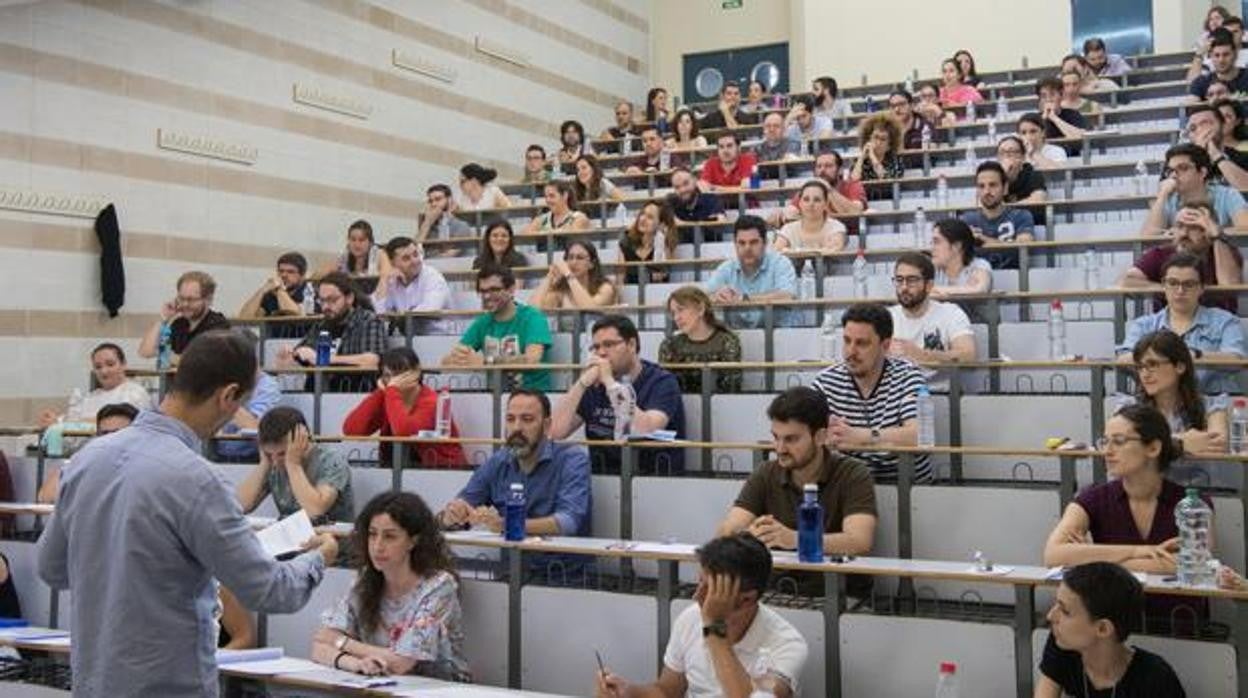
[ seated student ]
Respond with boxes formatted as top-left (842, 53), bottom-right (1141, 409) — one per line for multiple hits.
top-left (596, 533), bottom-right (809, 698)
top-left (938, 57), bottom-right (983, 108)
top-left (1036, 562), bottom-right (1187, 697)
top-left (557, 120), bottom-right (587, 172)
top-left (236, 407), bottom-right (354, 525)
top-left (572, 154), bottom-right (623, 203)
top-left (215, 369), bottom-right (282, 462)
top-left (699, 82), bottom-right (759, 131)
top-left (598, 100), bottom-right (642, 154)
top-left (930, 219), bottom-right (993, 297)
top-left (886, 253), bottom-right (977, 387)
top-left (784, 95), bottom-right (834, 143)
top-left (521, 144), bottom-right (550, 185)
top-left (37, 343), bottom-right (152, 429)
top-left (1034, 77), bottom-right (1089, 147)
top-left (471, 219), bottom-right (530, 277)
top-left (1117, 253), bottom-right (1245, 393)
top-left (415, 184), bottom-right (475, 245)
top-left (851, 113), bottom-right (906, 182)
top-left (706, 215), bottom-right (798, 329)
top-left (953, 49), bottom-right (985, 91)
top-left (216, 586), bottom-right (256, 650)
top-left (812, 75), bottom-right (853, 121)
top-left (442, 265), bottom-right (553, 391)
top-left (1189, 27), bottom-right (1248, 101)
top-left (625, 126), bottom-right (674, 173)
top-left (742, 79), bottom-right (768, 114)
top-left (617, 200), bottom-right (679, 285)
top-left (1017, 113), bottom-right (1069, 170)
top-left (521, 180), bottom-right (591, 239)
top-left (439, 390), bottom-right (591, 579)
top-left (960, 160), bottom-right (1036, 270)
top-left (717, 388), bottom-right (876, 596)
top-left (1043, 404), bottom-right (1212, 631)
top-left (995, 135), bottom-right (1050, 209)
top-left (773, 180), bottom-right (848, 262)
top-left (1118, 331), bottom-right (1230, 458)
top-left (647, 87), bottom-right (671, 130)
top-left (313, 491), bottom-right (471, 681)
top-left (529, 241), bottom-right (618, 315)
top-left (754, 112), bottom-right (802, 163)
top-left (457, 163), bottom-right (511, 211)
top-left (279, 273), bottom-right (387, 391)
top-left (658, 286), bottom-right (743, 394)
top-left (0, 550), bottom-right (20, 623)
top-left (699, 132), bottom-right (758, 193)
top-left (342, 347), bottom-right (467, 468)
top-left (666, 108), bottom-right (708, 151)
top-left (1059, 69), bottom-right (1104, 122)
top-left (1139, 143), bottom-right (1248, 236)
top-left (372, 236), bottom-right (452, 335)
top-left (323, 220), bottom-right (393, 282)
top-left (774, 151), bottom-right (867, 228)
top-left (37, 402), bottom-right (139, 504)
top-left (1184, 103), bottom-right (1248, 188)
top-left (916, 82), bottom-right (956, 127)
top-left (238, 252), bottom-right (317, 320)
top-left (551, 315), bottom-right (685, 474)
top-left (811, 303), bottom-right (930, 482)
top-left (888, 89), bottom-right (941, 159)
top-left (666, 167), bottom-right (726, 224)
top-left (1122, 201), bottom-right (1243, 313)
top-left (138, 271), bottom-right (231, 362)
top-left (1083, 36), bottom-right (1132, 77)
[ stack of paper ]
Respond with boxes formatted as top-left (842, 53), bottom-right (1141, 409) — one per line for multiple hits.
top-left (254, 510), bottom-right (315, 558)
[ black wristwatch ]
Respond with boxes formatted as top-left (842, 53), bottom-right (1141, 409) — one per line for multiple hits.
top-left (1192, 348), bottom-right (1204, 359)
top-left (1213, 155), bottom-right (1228, 168)
top-left (702, 619), bottom-right (728, 638)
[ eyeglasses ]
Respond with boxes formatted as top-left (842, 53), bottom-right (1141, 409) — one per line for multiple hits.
top-left (478, 286), bottom-right (508, 296)
top-left (1162, 278), bottom-right (1201, 291)
top-left (1095, 435), bottom-right (1143, 450)
top-left (997, 147), bottom-right (1023, 157)
top-left (1134, 358), bottom-right (1173, 374)
top-left (176, 296), bottom-right (204, 304)
top-left (589, 338), bottom-right (625, 352)
top-left (318, 294), bottom-right (344, 305)
top-left (1165, 163), bottom-right (1197, 175)
top-left (892, 275), bottom-right (926, 287)
top-left (564, 253), bottom-right (592, 262)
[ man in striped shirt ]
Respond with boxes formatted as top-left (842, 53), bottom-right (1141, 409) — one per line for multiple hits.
top-left (810, 303), bottom-right (931, 481)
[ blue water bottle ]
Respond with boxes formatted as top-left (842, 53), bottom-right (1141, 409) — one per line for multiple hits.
top-left (156, 323), bottom-right (173, 370)
top-left (504, 483), bottom-right (526, 541)
top-left (797, 483), bottom-right (824, 563)
top-left (748, 164), bottom-right (761, 189)
top-left (315, 330), bottom-right (332, 366)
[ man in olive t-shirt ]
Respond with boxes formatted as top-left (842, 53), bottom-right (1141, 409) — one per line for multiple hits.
top-left (717, 387), bottom-right (877, 596)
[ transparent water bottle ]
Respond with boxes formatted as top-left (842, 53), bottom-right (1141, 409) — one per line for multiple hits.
top-left (1047, 300), bottom-right (1066, 360)
top-left (1175, 488), bottom-right (1214, 587)
top-left (913, 207), bottom-right (928, 248)
top-left (934, 662), bottom-right (960, 698)
top-left (1081, 249), bottom-right (1099, 290)
top-left (1133, 160), bottom-right (1149, 196)
top-left (965, 99), bottom-right (976, 122)
top-left (921, 123), bottom-right (932, 150)
top-left (904, 75), bottom-right (914, 94)
top-left (852, 250), bottom-right (869, 299)
top-left (819, 313), bottom-right (840, 362)
top-left (435, 387), bottom-right (452, 437)
top-left (613, 203), bottom-right (629, 227)
top-left (799, 260), bottom-right (816, 300)
top-left (67, 388), bottom-right (84, 422)
top-left (986, 117), bottom-right (997, 143)
top-left (1230, 398), bottom-right (1248, 454)
top-left (865, 95), bottom-right (875, 113)
top-left (964, 141), bottom-right (978, 170)
top-left (654, 228), bottom-right (668, 262)
top-left (996, 91), bottom-right (1008, 120)
top-left (300, 283), bottom-right (316, 315)
top-left (797, 484), bottom-right (824, 563)
top-left (917, 384), bottom-right (936, 447)
top-left (156, 322), bottom-right (173, 371)
top-left (612, 375), bottom-right (636, 441)
top-left (659, 146), bottom-right (671, 171)
top-left (504, 483), bottom-right (526, 541)
top-left (936, 175), bottom-right (949, 209)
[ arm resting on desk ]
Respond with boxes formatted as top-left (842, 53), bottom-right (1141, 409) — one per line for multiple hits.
top-left (825, 513), bottom-right (876, 556)
top-left (1043, 503), bottom-right (1176, 574)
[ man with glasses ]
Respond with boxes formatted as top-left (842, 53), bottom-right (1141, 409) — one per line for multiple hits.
top-left (442, 264), bottom-right (552, 391)
top-left (959, 161), bottom-right (1036, 269)
top-left (138, 270), bottom-right (230, 361)
top-left (598, 100), bottom-right (641, 155)
top-left (521, 144), bottom-right (550, 184)
top-left (1124, 199), bottom-right (1243, 313)
top-left (1117, 253), bottom-right (1245, 394)
top-left (416, 184), bottom-right (473, 245)
top-left (888, 89), bottom-right (937, 152)
top-left (280, 271), bottom-right (387, 390)
top-left (550, 314), bottom-right (685, 474)
top-left (755, 112), bottom-right (802, 163)
top-left (1140, 143), bottom-right (1248, 237)
top-left (887, 253), bottom-right (977, 388)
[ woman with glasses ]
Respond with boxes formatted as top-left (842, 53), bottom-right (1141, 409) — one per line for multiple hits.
top-left (851, 114), bottom-right (906, 182)
top-left (528, 240), bottom-right (617, 314)
top-left (1119, 331), bottom-right (1229, 457)
top-left (1044, 403), bottom-right (1213, 631)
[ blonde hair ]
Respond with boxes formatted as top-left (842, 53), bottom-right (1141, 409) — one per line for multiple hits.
top-left (667, 285), bottom-right (729, 334)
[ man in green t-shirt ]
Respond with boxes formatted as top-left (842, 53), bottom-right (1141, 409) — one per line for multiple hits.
top-left (443, 264), bottom-right (553, 391)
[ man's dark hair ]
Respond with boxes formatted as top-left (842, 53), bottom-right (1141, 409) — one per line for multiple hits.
top-left (526, 144), bottom-right (546, 158)
top-left (888, 89), bottom-right (914, 103)
top-left (976, 160), bottom-right (1009, 184)
top-left (696, 533), bottom-right (772, 596)
top-left (720, 82), bottom-right (740, 95)
top-left (733, 214), bottom-right (767, 240)
top-left (1160, 251), bottom-right (1206, 279)
top-left (819, 149), bottom-right (845, 170)
top-left (640, 125), bottom-right (661, 138)
top-left (716, 131), bottom-right (741, 145)
top-left (1062, 562), bottom-right (1145, 642)
top-left (317, 271), bottom-right (358, 300)
top-left (591, 314), bottom-right (640, 352)
top-left (1034, 77), bottom-right (1063, 96)
top-left (95, 402), bottom-right (139, 429)
top-left (1082, 37), bottom-right (1107, 54)
top-left (1187, 103), bottom-right (1225, 125)
top-left (426, 183), bottom-right (453, 199)
top-left (1164, 143), bottom-right (1212, 179)
top-left (257, 405), bottom-right (308, 446)
top-left (508, 388), bottom-right (551, 418)
top-left (766, 387), bottom-right (829, 435)
top-left (813, 76), bottom-right (839, 99)
top-left (792, 94), bottom-right (816, 113)
top-left (381, 346), bottom-right (421, 375)
top-left (384, 235), bottom-right (417, 259)
top-left (476, 263), bottom-right (516, 289)
top-left (276, 252), bottom-right (308, 276)
top-left (1210, 26), bottom-right (1237, 52)
top-left (895, 251), bottom-right (935, 281)
top-left (841, 302), bottom-right (893, 340)
top-left (1227, 16), bottom-right (1244, 30)
top-left (669, 165), bottom-right (694, 180)
top-left (169, 330), bottom-right (258, 403)
top-left (1178, 199), bottom-right (1216, 219)
top-left (91, 342), bottom-right (126, 365)
top-left (1017, 113), bottom-right (1047, 132)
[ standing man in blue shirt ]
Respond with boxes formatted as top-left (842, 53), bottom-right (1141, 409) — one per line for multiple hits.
top-left (706, 215), bottom-right (798, 328)
top-left (36, 330), bottom-right (338, 698)
top-left (551, 315), bottom-right (686, 474)
top-left (960, 161), bottom-right (1036, 270)
top-left (439, 389), bottom-right (591, 579)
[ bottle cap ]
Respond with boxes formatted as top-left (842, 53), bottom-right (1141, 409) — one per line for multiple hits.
top-left (1235, 398), bottom-right (1247, 408)
top-left (1051, 299), bottom-right (1063, 310)
top-left (510, 483), bottom-right (524, 491)
top-left (802, 483), bottom-right (817, 492)
top-left (1185, 486), bottom-right (1200, 498)
top-left (939, 662), bottom-right (957, 674)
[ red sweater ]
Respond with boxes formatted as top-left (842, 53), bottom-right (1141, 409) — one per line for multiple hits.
top-left (342, 385), bottom-right (468, 468)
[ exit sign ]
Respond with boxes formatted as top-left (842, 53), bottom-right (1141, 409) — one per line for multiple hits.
top-left (722, 0), bottom-right (742, 8)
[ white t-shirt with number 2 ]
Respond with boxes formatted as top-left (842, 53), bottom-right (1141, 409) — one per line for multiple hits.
top-left (663, 603), bottom-right (808, 697)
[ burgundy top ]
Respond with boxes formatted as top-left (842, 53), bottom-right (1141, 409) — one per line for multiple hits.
top-left (1074, 478), bottom-right (1211, 631)
top-left (1134, 243), bottom-right (1241, 312)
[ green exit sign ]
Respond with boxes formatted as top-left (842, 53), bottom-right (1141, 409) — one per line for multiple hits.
top-left (722, 0), bottom-right (742, 8)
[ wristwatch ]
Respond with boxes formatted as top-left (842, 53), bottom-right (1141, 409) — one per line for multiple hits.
top-left (869, 426), bottom-right (882, 444)
top-left (334, 635), bottom-right (350, 652)
top-left (1213, 155), bottom-right (1228, 168)
top-left (1192, 348), bottom-right (1204, 359)
top-left (702, 619), bottom-right (728, 638)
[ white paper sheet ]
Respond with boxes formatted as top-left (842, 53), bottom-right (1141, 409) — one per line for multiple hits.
top-left (216, 646), bottom-right (283, 665)
top-left (254, 510), bottom-right (315, 558)
top-left (220, 657), bottom-right (323, 676)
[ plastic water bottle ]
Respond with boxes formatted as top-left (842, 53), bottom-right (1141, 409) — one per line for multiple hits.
top-left (1081, 249), bottom-right (1099, 290)
top-left (964, 141), bottom-right (978, 170)
top-left (799, 260), bottom-right (816, 300)
top-left (315, 330), bottom-right (332, 366)
top-left (797, 484), bottom-right (824, 563)
top-left (1133, 160), bottom-right (1149, 196)
top-left (435, 387), bottom-right (452, 437)
top-left (1230, 398), bottom-right (1248, 453)
top-left (986, 116), bottom-right (997, 142)
top-left (852, 250), bottom-right (869, 299)
top-left (996, 92), bottom-right (1008, 120)
top-left (654, 228), bottom-right (668, 262)
top-left (43, 418), bottom-right (65, 458)
top-left (1047, 300), bottom-right (1066, 360)
top-left (612, 375), bottom-right (636, 441)
top-left (156, 322), bottom-right (173, 371)
top-left (656, 113), bottom-right (669, 136)
top-left (865, 95), bottom-right (875, 113)
top-left (749, 164), bottom-right (761, 189)
top-left (67, 388), bottom-right (84, 422)
top-left (913, 207), bottom-right (927, 248)
top-left (920, 123), bottom-right (932, 150)
top-left (659, 146), bottom-right (671, 171)
top-left (300, 283), bottom-right (316, 315)
top-left (613, 203), bottom-right (629, 226)
top-left (819, 313), bottom-right (840, 362)
top-left (936, 175), bottom-right (949, 209)
top-left (804, 137), bottom-right (815, 157)
top-left (917, 384), bottom-right (936, 447)
top-left (1175, 488), bottom-right (1214, 587)
top-left (904, 75), bottom-right (914, 94)
top-left (934, 662), bottom-right (960, 698)
top-left (965, 99), bottom-right (976, 122)
top-left (504, 483), bottom-right (526, 541)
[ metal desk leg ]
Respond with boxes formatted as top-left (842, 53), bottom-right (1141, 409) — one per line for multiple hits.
top-left (312, 371), bottom-right (324, 434)
top-left (621, 445), bottom-right (636, 586)
top-left (1058, 455), bottom-right (1077, 509)
top-left (656, 560), bottom-right (677, 674)
top-left (392, 441), bottom-right (407, 492)
top-left (897, 453), bottom-right (915, 605)
top-left (1014, 585), bottom-right (1036, 698)
top-left (824, 572), bottom-right (844, 698)
top-left (700, 368), bottom-right (713, 472)
top-left (507, 547), bottom-right (524, 689)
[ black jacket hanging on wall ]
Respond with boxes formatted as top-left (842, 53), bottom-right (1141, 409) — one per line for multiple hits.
top-left (95, 203), bottom-right (125, 317)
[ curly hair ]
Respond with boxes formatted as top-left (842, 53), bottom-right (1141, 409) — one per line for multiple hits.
top-left (350, 492), bottom-right (457, 637)
top-left (857, 113), bottom-right (903, 156)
